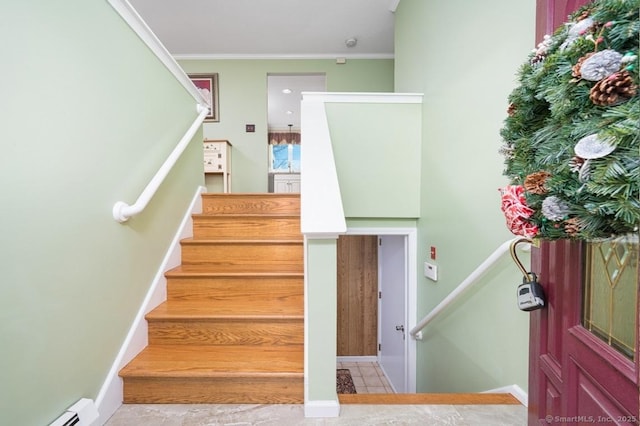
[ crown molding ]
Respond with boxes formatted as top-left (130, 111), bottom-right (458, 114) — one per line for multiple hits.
top-left (173, 53), bottom-right (394, 61)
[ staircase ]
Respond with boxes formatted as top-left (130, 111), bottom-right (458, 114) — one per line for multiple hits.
top-left (119, 193), bottom-right (304, 404)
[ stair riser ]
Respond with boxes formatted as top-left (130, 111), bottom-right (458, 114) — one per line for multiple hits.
top-left (181, 243), bottom-right (303, 271)
top-left (167, 277), bottom-right (303, 303)
top-left (148, 321), bottom-right (304, 346)
top-left (202, 194), bottom-right (300, 216)
top-left (123, 376), bottom-right (304, 404)
top-left (193, 217), bottom-right (301, 239)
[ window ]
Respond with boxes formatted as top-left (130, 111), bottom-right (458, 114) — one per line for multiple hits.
top-left (583, 234), bottom-right (638, 360)
top-left (269, 144), bottom-right (301, 173)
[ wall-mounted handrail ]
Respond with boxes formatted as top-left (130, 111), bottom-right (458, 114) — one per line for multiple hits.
top-left (112, 105), bottom-right (208, 222)
top-left (107, 0), bottom-right (211, 223)
top-left (409, 237), bottom-right (530, 340)
top-left (107, 0), bottom-right (209, 106)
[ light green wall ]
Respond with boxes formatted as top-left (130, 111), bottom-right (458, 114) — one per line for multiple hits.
top-left (179, 59), bottom-right (394, 193)
top-left (0, 2), bottom-right (203, 425)
top-left (394, 0), bottom-right (536, 392)
top-left (326, 102), bottom-right (421, 218)
top-left (305, 239), bottom-right (339, 402)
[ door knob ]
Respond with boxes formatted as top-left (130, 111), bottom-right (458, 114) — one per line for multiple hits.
top-left (395, 325), bottom-right (405, 332)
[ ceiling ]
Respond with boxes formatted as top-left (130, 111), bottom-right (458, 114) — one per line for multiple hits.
top-left (267, 74), bottom-right (326, 130)
top-left (129, 0), bottom-right (396, 58)
top-left (128, 0), bottom-right (397, 129)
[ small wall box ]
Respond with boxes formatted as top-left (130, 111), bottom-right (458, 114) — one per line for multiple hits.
top-left (203, 139), bottom-right (232, 192)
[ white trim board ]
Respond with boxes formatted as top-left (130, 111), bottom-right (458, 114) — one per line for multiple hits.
top-left (173, 53), bottom-right (395, 60)
top-left (94, 186), bottom-right (205, 425)
top-left (337, 356), bottom-right (378, 363)
top-left (483, 385), bottom-right (528, 407)
top-left (302, 92), bottom-right (423, 104)
top-left (304, 400), bottom-right (340, 418)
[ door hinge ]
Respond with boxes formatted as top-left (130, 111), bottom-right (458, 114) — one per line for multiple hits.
top-left (378, 343), bottom-right (381, 351)
top-left (379, 238), bottom-right (382, 246)
top-left (378, 291), bottom-right (382, 299)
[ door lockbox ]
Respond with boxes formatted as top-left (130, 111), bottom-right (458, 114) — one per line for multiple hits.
top-left (510, 238), bottom-right (546, 312)
top-left (517, 273), bottom-right (545, 311)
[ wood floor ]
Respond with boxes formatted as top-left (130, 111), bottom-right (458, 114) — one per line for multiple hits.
top-left (119, 193), bottom-right (304, 404)
top-left (339, 393), bottom-right (521, 405)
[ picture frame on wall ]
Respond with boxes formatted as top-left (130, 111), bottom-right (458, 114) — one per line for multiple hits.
top-left (188, 73), bottom-right (219, 122)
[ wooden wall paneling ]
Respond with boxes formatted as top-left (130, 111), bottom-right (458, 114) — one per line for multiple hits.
top-left (362, 235), bottom-right (378, 355)
top-left (337, 235), bottom-right (379, 356)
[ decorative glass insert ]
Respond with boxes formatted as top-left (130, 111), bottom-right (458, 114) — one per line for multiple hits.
top-left (583, 234), bottom-right (638, 360)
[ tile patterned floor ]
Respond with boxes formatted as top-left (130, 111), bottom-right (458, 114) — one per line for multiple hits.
top-left (337, 361), bottom-right (394, 394)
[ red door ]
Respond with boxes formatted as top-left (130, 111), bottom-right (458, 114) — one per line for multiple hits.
top-left (529, 240), bottom-right (639, 425)
top-left (529, 2), bottom-right (639, 424)
top-left (535, 0), bottom-right (592, 45)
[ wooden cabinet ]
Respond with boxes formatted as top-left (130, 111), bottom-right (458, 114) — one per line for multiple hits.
top-left (203, 139), bottom-right (231, 192)
top-left (273, 173), bottom-right (300, 193)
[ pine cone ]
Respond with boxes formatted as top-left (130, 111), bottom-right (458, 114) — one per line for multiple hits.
top-left (575, 9), bottom-right (592, 22)
top-left (572, 52), bottom-right (594, 78)
top-left (564, 217), bottom-right (582, 237)
top-left (507, 103), bottom-right (517, 116)
top-left (499, 143), bottom-right (515, 159)
top-left (542, 196), bottom-right (571, 221)
top-left (531, 52), bottom-right (546, 65)
top-left (569, 156), bottom-right (585, 173)
top-left (590, 70), bottom-right (638, 106)
top-left (524, 171), bottom-right (551, 195)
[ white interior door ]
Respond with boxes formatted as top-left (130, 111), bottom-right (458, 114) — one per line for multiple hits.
top-left (378, 235), bottom-right (407, 392)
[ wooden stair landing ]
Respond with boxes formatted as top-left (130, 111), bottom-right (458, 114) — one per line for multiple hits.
top-left (339, 393), bottom-right (521, 405)
top-left (119, 193), bottom-right (304, 404)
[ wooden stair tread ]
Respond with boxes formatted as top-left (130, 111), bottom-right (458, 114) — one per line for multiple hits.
top-left (193, 213), bottom-right (300, 218)
top-left (181, 238), bottom-right (303, 244)
top-left (166, 266), bottom-right (303, 277)
top-left (147, 302), bottom-right (303, 319)
top-left (338, 393), bottom-right (521, 405)
top-left (120, 345), bottom-right (303, 377)
top-left (191, 236), bottom-right (303, 241)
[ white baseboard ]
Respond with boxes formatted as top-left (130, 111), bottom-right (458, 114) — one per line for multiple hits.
top-left (336, 356), bottom-right (378, 363)
top-left (94, 186), bottom-right (205, 425)
top-left (482, 384), bottom-right (528, 407)
top-left (304, 400), bottom-right (340, 418)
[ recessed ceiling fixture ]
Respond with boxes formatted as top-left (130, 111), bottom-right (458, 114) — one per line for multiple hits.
top-left (286, 110), bottom-right (293, 115)
top-left (282, 88), bottom-right (292, 94)
top-left (345, 37), bottom-right (357, 48)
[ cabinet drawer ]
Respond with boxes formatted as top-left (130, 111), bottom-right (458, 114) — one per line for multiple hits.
top-left (204, 154), bottom-right (224, 172)
top-left (203, 142), bottom-right (223, 153)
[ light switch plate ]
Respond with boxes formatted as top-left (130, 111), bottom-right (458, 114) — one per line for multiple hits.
top-left (424, 262), bottom-right (438, 281)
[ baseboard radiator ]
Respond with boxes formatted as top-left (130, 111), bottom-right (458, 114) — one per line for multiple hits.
top-left (49, 399), bottom-right (99, 426)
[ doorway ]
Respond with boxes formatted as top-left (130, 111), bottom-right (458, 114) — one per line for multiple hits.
top-left (266, 73), bottom-right (325, 193)
top-left (336, 228), bottom-right (417, 393)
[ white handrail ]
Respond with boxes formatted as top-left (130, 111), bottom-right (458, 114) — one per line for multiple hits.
top-left (107, 0), bottom-right (211, 223)
top-left (409, 237), bottom-right (530, 340)
top-left (107, 0), bottom-right (209, 106)
top-left (112, 105), bottom-right (209, 222)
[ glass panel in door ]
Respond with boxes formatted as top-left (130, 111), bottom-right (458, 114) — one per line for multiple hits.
top-left (582, 233), bottom-right (638, 360)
